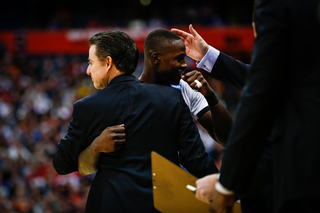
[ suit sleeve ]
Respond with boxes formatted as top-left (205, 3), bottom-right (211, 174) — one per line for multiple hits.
top-left (53, 103), bottom-right (86, 175)
top-left (210, 52), bottom-right (251, 91)
top-left (219, 0), bottom-right (289, 196)
top-left (177, 94), bottom-right (219, 178)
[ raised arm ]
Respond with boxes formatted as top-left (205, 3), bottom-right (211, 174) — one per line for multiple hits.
top-left (182, 71), bottom-right (233, 147)
top-left (172, 24), bottom-right (250, 91)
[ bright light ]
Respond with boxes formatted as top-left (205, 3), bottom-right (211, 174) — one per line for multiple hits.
top-left (140, 0), bottom-right (151, 6)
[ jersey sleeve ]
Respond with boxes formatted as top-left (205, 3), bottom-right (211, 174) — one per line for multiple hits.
top-left (179, 80), bottom-right (209, 120)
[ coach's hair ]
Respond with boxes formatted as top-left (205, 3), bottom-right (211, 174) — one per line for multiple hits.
top-left (88, 30), bottom-right (139, 75)
top-left (144, 29), bottom-right (182, 54)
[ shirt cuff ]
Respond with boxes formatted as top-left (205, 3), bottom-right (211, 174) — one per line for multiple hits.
top-left (215, 174), bottom-right (234, 195)
top-left (196, 46), bottom-right (220, 73)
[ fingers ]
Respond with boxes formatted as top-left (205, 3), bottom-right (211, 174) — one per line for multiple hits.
top-left (183, 70), bottom-right (214, 96)
top-left (183, 70), bottom-right (203, 88)
top-left (171, 28), bottom-right (190, 40)
top-left (111, 124), bottom-right (125, 129)
top-left (110, 124), bottom-right (126, 139)
top-left (113, 126), bottom-right (125, 133)
top-left (102, 124), bottom-right (126, 144)
top-left (193, 79), bottom-right (203, 91)
top-left (104, 124), bottom-right (126, 139)
top-left (112, 125), bottom-right (126, 151)
top-left (171, 24), bottom-right (198, 39)
top-left (189, 24), bottom-right (197, 37)
top-left (184, 70), bottom-right (200, 82)
top-left (106, 124), bottom-right (125, 133)
top-left (195, 174), bottom-right (217, 204)
top-left (189, 24), bottom-right (202, 40)
top-left (195, 189), bottom-right (211, 204)
top-left (113, 132), bottom-right (126, 139)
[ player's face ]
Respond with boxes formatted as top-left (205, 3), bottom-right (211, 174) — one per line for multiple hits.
top-left (86, 45), bottom-right (108, 90)
top-left (158, 40), bottom-right (187, 85)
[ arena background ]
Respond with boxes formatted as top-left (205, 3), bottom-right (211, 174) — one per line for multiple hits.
top-left (0, 0), bottom-right (254, 212)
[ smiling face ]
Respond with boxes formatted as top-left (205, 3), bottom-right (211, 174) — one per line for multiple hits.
top-left (156, 39), bottom-right (187, 86)
top-left (86, 45), bottom-right (108, 90)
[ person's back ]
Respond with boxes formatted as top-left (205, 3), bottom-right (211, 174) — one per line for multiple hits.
top-left (71, 74), bottom-right (216, 212)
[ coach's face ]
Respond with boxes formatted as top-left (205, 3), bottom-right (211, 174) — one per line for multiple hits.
top-left (86, 45), bottom-right (108, 90)
top-left (157, 40), bottom-right (187, 85)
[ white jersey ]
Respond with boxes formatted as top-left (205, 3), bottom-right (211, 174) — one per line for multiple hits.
top-left (179, 80), bottom-right (214, 154)
top-left (179, 79), bottom-right (209, 120)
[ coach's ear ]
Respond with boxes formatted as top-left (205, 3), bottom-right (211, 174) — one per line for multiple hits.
top-left (151, 52), bottom-right (161, 65)
top-left (103, 56), bottom-right (114, 74)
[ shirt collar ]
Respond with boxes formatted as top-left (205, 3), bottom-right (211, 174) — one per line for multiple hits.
top-left (108, 74), bottom-right (140, 86)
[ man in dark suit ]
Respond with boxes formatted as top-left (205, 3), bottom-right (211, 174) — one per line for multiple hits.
top-left (173, 0), bottom-right (320, 212)
top-left (172, 24), bottom-right (273, 213)
top-left (213, 0), bottom-right (320, 212)
top-left (53, 30), bottom-right (218, 213)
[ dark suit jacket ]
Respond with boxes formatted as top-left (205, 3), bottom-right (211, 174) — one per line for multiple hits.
top-left (210, 52), bottom-right (250, 91)
top-left (218, 0), bottom-right (320, 212)
top-left (53, 74), bottom-right (218, 213)
top-left (212, 52), bottom-right (274, 213)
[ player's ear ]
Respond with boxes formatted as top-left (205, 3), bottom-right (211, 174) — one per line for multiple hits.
top-left (151, 52), bottom-right (161, 65)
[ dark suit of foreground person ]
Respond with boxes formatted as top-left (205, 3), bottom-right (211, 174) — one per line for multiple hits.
top-left (52, 31), bottom-right (218, 213)
top-left (210, 0), bottom-right (320, 212)
top-left (172, 23), bottom-right (273, 213)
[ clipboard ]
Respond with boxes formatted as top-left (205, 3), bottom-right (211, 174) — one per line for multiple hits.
top-left (151, 151), bottom-right (242, 213)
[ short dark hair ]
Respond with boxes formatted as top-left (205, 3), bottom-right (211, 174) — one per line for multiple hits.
top-left (144, 29), bottom-right (182, 55)
top-left (88, 30), bottom-right (139, 74)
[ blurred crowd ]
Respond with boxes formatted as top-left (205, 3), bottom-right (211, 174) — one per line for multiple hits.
top-left (0, 0), bottom-right (254, 30)
top-left (0, 48), bottom-right (98, 212)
